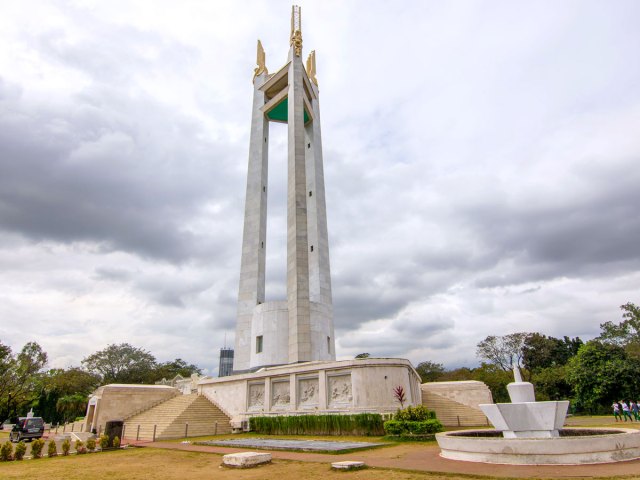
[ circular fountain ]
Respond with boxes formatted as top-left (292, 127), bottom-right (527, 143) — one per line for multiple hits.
top-left (436, 366), bottom-right (640, 464)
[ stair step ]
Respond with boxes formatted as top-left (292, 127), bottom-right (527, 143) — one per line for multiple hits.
top-left (124, 393), bottom-right (232, 440)
top-left (422, 391), bottom-right (488, 427)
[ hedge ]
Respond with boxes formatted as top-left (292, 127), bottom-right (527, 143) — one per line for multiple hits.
top-left (249, 413), bottom-right (385, 436)
top-left (383, 419), bottom-right (443, 436)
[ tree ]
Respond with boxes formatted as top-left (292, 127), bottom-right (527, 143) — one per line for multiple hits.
top-left (0, 342), bottom-right (48, 420)
top-left (150, 359), bottom-right (202, 382)
top-left (81, 343), bottom-right (156, 384)
top-left (598, 303), bottom-right (640, 355)
top-left (36, 368), bottom-right (100, 423)
top-left (354, 353), bottom-right (370, 359)
top-left (415, 361), bottom-right (445, 383)
top-left (531, 365), bottom-right (572, 401)
top-left (56, 394), bottom-right (88, 423)
top-left (566, 340), bottom-right (640, 413)
top-left (522, 333), bottom-right (582, 372)
top-left (476, 332), bottom-right (529, 371)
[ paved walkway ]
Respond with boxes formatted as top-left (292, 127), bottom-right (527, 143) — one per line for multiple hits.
top-left (125, 438), bottom-right (640, 478)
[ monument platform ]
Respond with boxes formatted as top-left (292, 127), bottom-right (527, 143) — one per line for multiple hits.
top-left (198, 358), bottom-right (421, 426)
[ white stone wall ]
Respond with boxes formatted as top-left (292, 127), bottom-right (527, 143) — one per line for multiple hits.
top-left (198, 358), bottom-right (421, 423)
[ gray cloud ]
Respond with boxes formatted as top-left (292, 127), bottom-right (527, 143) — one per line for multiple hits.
top-left (0, 0), bottom-right (639, 372)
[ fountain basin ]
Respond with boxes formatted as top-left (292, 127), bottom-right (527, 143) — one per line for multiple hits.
top-left (436, 428), bottom-right (640, 464)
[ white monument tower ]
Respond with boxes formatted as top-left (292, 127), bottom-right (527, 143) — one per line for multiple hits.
top-left (234, 6), bottom-right (335, 372)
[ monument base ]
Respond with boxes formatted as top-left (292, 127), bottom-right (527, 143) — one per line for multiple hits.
top-left (198, 358), bottom-right (421, 428)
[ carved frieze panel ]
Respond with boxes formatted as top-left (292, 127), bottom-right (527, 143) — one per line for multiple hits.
top-left (248, 382), bottom-right (265, 410)
top-left (298, 377), bottom-right (319, 407)
top-left (271, 381), bottom-right (290, 408)
top-left (328, 374), bottom-right (352, 407)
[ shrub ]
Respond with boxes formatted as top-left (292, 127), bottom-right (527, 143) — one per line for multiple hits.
top-left (75, 439), bottom-right (86, 454)
top-left (47, 439), bottom-right (58, 458)
top-left (383, 419), bottom-right (443, 436)
top-left (14, 441), bottom-right (26, 461)
top-left (86, 437), bottom-right (96, 452)
top-left (99, 434), bottom-right (110, 450)
top-left (384, 405), bottom-right (443, 438)
top-left (61, 438), bottom-right (71, 456)
top-left (31, 438), bottom-right (44, 459)
top-left (394, 404), bottom-right (436, 422)
top-left (113, 436), bottom-right (120, 448)
top-left (249, 413), bottom-right (385, 436)
top-left (1, 441), bottom-right (13, 461)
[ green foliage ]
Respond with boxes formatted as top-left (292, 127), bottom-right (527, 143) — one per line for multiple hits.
top-left (61, 438), bottom-right (71, 456)
top-left (598, 303), bottom-right (640, 355)
top-left (86, 437), bottom-right (96, 452)
top-left (30, 438), bottom-right (44, 458)
top-left (14, 441), bottom-right (26, 460)
top-left (567, 340), bottom-right (640, 413)
top-left (37, 368), bottom-right (100, 424)
top-left (113, 436), bottom-right (120, 448)
top-left (523, 334), bottom-right (583, 372)
top-left (149, 359), bottom-right (202, 383)
top-left (47, 439), bottom-right (57, 458)
top-left (99, 434), bottom-right (110, 449)
top-left (355, 353), bottom-right (370, 359)
top-left (1, 441), bottom-right (13, 461)
top-left (249, 414), bottom-right (385, 436)
top-left (394, 404), bottom-right (436, 422)
top-left (82, 343), bottom-right (157, 385)
top-left (530, 365), bottom-right (572, 400)
top-left (0, 341), bottom-right (48, 421)
top-left (383, 419), bottom-right (443, 436)
top-left (81, 343), bottom-right (202, 385)
top-left (386, 405), bottom-right (442, 437)
top-left (75, 439), bottom-right (86, 454)
top-left (56, 393), bottom-right (88, 423)
top-left (415, 361), bottom-right (445, 383)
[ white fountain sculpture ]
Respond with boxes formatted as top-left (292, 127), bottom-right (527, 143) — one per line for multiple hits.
top-left (478, 365), bottom-right (569, 439)
top-left (436, 364), bottom-right (640, 464)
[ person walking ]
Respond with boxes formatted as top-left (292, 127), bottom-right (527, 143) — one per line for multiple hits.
top-left (621, 400), bottom-right (634, 422)
top-left (613, 401), bottom-right (622, 422)
top-left (632, 400), bottom-right (640, 421)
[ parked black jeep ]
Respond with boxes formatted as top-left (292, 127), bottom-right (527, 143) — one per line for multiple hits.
top-left (10, 417), bottom-right (45, 442)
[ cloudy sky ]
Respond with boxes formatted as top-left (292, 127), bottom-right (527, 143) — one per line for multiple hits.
top-left (1, 0), bottom-right (639, 375)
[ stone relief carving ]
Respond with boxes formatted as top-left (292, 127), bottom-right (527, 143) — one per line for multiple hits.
top-left (328, 374), bottom-right (352, 405)
top-left (271, 381), bottom-right (290, 407)
top-left (298, 377), bottom-right (319, 406)
top-left (248, 383), bottom-right (265, 409)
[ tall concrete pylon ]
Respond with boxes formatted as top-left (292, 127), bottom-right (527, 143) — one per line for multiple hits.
top-left (234, 6), bottom-right (335, 372)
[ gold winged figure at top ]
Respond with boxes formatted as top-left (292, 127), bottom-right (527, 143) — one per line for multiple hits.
top-left (254, 40), bottom-right (268, 79)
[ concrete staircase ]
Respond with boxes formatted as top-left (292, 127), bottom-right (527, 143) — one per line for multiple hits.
top-left (422, 391), bottom-right (489, 427)
top-left (123, 393), bottom-right (232, 440)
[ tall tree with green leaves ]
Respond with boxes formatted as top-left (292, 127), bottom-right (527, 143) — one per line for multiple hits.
top-left (0, 341), bottom-right (48, 420)
top-left (82, 343), bottom-right (156, 384)
top-left (415, 361), bottom-right (445, 383)
top-left (566, 340), bottom-right (640, 413)
top-left (598, 303), bottom-right (640, 357)
top-left (149, 359), bottom-right (202, 382)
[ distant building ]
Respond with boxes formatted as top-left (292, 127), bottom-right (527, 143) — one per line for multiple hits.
top-left (218, 348), bottom-right (234, 377)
